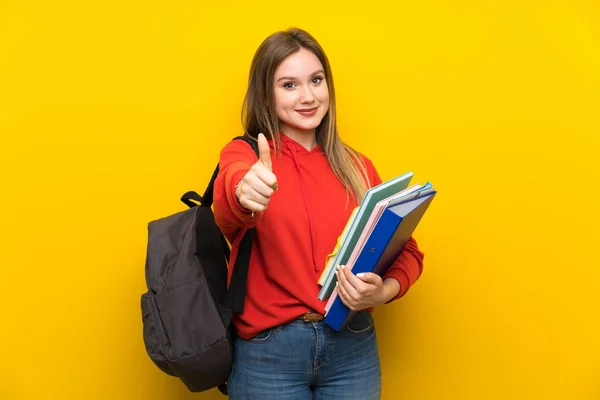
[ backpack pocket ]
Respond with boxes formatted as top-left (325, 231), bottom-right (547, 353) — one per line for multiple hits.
top-left (153, 277), bottom-right (229, 358)
top-left (141, 291), bottom-right (176, 376)
top-left (153, 277), bottom-right (232, 391)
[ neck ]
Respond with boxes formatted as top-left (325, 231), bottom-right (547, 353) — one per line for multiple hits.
top-left (281, 127), bottom-right (317, 151)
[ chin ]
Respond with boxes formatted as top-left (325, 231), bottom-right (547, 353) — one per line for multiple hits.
top-left (291, 118), bottom-right (325, 131)
top-left (295, 122), bottom-right (321, 131)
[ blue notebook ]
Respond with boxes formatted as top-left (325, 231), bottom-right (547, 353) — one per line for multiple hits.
top-left (324, 190), bottom-right (436, 331)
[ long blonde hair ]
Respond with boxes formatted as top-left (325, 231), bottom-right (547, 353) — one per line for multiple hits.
top-left (241, 28), bottom-right (369, 202)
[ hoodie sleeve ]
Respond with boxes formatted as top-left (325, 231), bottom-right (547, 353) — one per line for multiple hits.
top-left (213, 139), bottom-right (264, 241)
top-left (361, 155), bottom-right (425, 302)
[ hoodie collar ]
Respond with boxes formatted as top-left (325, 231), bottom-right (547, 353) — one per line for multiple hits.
top-left (280, 132), bottom-right (321, 155)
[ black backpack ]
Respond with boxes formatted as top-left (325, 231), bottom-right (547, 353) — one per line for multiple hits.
top-left (140, 136), bottom-right (258, 394)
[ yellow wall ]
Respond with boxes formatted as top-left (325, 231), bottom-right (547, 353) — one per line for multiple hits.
top-left (1, 1), bottom-right (599, 399)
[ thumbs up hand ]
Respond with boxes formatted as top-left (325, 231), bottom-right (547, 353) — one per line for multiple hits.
top-left (236, 133), bottom-right (279, 215)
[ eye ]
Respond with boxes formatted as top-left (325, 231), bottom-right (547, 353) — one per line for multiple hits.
top-left (312, 76), bottom-right (324, 84)
top-left (283, 82), bottom-right (296, 89)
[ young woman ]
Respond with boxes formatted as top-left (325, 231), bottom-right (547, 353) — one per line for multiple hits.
top-left (213, 28), bottom-right (424, 399)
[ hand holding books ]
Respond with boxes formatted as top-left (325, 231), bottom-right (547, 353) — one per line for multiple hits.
top-left (335, 265), bottom-right (395, 310)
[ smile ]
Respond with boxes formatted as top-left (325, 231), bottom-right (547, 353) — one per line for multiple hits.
top-left (296, 107), bottom-right (318, 117)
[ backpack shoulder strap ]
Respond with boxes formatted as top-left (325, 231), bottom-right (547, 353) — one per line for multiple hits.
top-left (233, 135), bottom-right (259, 156)
top-left (224, 136), bottom-right (259, 313)
top-left (181, 136), bottom-right (260, 314)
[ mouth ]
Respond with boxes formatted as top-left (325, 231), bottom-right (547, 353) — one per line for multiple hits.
top-left (296, 107), bottom-right (318, 117)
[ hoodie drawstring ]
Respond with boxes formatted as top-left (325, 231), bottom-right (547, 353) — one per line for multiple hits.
top-left (283, 139), bottom-right (320, 272)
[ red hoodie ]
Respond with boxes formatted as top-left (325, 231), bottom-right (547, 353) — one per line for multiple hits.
top-left (213, 134), bottom-right (424, 340)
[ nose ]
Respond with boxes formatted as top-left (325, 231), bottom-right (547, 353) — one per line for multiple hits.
top-left (299, 85), bottom-right (315, 104)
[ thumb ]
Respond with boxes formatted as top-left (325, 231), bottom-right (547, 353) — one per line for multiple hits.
top-left (356, 272), bottom-right (381, 285)
top-left (257, 133), bottom-right (272, 171)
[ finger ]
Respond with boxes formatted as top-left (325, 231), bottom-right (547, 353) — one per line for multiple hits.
top-left (242, 190), bottom-right (270, 207)
top-left (337, 266), bottom-right (359, 301)
top-left (249, 177), bottom-right (276, 199)
top-left (342, 266), bottom-right (372, 294)
top-left (240, 171), bottom-right (275, 199)
top-left (336, 276), bottom-right (358, 311)
top-left (257, 133), bottom-right (272, 171)
top-left (240, 198), bottom-right (268, 214)
top-left (356, 272), bottom-right (382, 286)
top-left (255, 167), bottom-right (278, 191)
top-left (237, 179), bottom-right (269, 206)
top-left (336, 283), bottom-right (350, 307)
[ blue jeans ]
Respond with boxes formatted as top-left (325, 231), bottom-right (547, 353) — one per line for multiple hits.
top-left (228, 311), bottom-right (381, 399)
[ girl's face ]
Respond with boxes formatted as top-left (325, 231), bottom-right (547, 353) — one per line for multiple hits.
top-left (273, 48), bottom-right (330, 140)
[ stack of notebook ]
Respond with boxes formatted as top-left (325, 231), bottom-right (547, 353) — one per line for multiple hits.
top-left (317, 172), bottom-right (436, 331)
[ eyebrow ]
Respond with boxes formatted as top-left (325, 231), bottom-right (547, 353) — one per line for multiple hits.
top-left (276, 70), bottom-right (325, 83)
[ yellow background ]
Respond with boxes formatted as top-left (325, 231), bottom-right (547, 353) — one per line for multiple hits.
top-left (1, 0), bottom-right (599, 399)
